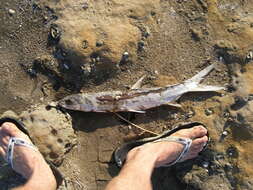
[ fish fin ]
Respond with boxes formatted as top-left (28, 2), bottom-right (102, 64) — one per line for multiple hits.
top-left (166, 102), bottom-right (182, 108)
top-left (128, 109), bottom-right (146, 113)
top-left (131, 75), bottom-right (146, 90)
top-left (185, 64), bottom-right (216, 84)
top-left (189, 84), bottom-right (225, 92)
top-left (184, 64), bottom-right (225, 92)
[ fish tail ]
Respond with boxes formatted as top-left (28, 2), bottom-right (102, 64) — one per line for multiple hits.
top-left (187, 84), bottom-right (225, 92)
top-left (185, 64), bottom-right (215, 84)
top-left (184, 64), bottom-right (225, 92)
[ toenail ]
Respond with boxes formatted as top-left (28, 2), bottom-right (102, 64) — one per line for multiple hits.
top-left (1, 123), bottom-right (11, 130)
top-left (196, 126), bottom-right (207, 133)
top-left (1, 122), bottom-right (18, 135)
top-left (203, 135), bottom-right (208, 141)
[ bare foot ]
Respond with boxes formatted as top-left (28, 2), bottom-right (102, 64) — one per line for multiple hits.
top-left (126, 125), bottom-right (208, 167)
top-left (0, 122), bottom-right (56, 190)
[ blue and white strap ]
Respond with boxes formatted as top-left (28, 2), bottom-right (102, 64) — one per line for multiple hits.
top-left (153, 136), bottom-right (192, 166)
top-left (6, 137), bottom-right (38, 169)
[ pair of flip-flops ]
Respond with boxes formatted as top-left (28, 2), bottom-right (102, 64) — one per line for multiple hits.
top-left (114, 122), bottom-right (209, 167)
top-left (0, 117), bottom-right (63, 187)
top-left (0, 117), bottom-right (209, 187)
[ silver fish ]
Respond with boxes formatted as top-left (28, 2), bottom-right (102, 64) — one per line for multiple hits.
top-left (58, 64), bottom-right (225, 113)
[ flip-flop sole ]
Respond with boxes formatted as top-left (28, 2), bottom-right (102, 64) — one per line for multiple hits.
top-left (114, 122), bottom-right (209, 167)
top-left (0, 117), bottom-right (64, 187)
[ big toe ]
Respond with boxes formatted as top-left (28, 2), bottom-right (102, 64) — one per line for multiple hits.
top-left (1, 122), bottom-right (30, 142)
top-left (190, 125), bottom-right (208, 139)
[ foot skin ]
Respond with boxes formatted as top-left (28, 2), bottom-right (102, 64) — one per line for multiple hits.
top-left (0, 122), bottom-right (56, 190)
top-left (126, 125), bottom-right (208, 167)
top-left (105, 126), bottom-right (208, 190)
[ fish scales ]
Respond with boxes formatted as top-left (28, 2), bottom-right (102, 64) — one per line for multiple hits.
top-left (58, 64), bottom-right (225, 113)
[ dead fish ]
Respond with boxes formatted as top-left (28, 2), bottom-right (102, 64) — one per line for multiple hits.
top-left (58, 64), bottom-right (225, 113)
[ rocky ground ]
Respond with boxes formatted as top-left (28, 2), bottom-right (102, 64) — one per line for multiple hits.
top-left (0, 0), bottom-right (253, 189)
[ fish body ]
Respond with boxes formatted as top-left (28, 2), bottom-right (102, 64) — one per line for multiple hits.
top-left (58, 64), bottom-right (225, 113)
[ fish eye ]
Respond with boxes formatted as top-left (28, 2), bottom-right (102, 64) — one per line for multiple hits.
top-left (65, 99), bottom-right (73, 105)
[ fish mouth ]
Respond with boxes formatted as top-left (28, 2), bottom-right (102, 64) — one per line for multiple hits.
top-left (58, 97), bottom-right (83, 111)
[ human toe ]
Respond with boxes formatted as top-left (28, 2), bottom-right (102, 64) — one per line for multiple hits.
top-left (193, 135), bottom-right (208, 146)
top-left (1, 122), bottom-right (20, 136)
top-left (189, 136), bottom-right (208, 154)
top-left (0, 146), bottom-right (5, 157)
top-left (1, 122), bottom-right (30, 141)
top-left (191, 125), bottom-right (208, 139)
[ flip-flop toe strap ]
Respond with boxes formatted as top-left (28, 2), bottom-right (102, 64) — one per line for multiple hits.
top-left (154, 136), bottom-right (192, 167)
top-left (6, 137), bottom-right (38, 169)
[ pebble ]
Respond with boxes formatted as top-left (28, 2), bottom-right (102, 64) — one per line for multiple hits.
top-left (82, 40), bottom-right (89, 49)
top-left (63, 63), bottom-right (70, 70)
top-left (248, 94), bottom-right (253, 101)
top-left (50, 25), bottom-right (61, 40)
top-left (186, 110), bottom-right (195, 118)
top-left (27, 68), bottom-right (37, 77)
top-left (121, 52), bottom-right (129, 62)
top-left (143, 27), bottom-right (151, 38)
top-left (205, 108), bottom-right (213, 116)
top-left (138, 41), bottom-right (145, 50)
top-left (246, 51), bottom-right (253, 61)
top-left (96, 41), bottom-right (104, 47)
top-left (222, 130), bottom-right (228, 136)
top-left (215, 153), bottom-right (225, 160)
top-left (8, 9), bottom-right (16, 15)
top-left (95, 56), bottom-right (100, 62)
top-left (226, 146), bottom-right (238, 158)
top-left (82, 2), bottom-right (89, 10)
top-left (123, 52), bottom-right (129, 57)
top-left (202, 161), bottom-right (209, 168)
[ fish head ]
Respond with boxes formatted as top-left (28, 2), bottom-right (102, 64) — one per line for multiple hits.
top-left (58, 94), bottom-right (84, 111)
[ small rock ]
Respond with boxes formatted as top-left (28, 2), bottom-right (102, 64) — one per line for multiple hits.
top-left (186, 110), bottom-right (195, 118)
top-left (202, 161), bottom-right (209, 168)
top-left (8, 9), bottom-right (16, 15)
top-left (121, 52), bottom-right (129, 62)
top-left (27, 68), bottom-right (37, 77)
top-left (143, 27), bottom-right (151, 38)
top-left (96, 56), bottom-right (100, 62)
top-left (246, 51), bottom-right (253, 61)
top-left (82, 2), bottom-right (89, 10)
top-left (81, 63), bottom-right (92, 75)
top-left (205, 108), bottom-right (214, 116)
top-left (96, 41), bottom-right (104, 47)
top-left (248, 94), bottom-right (253, 101)
top-left (82, 40), bottom-right (89, 49)
top-left (171, 113), bottom-right (178, 119)
top-left (226, 146), bottom-right (239, 158)
top-left (138, 41), bottom-right (145, 51)
top-left (50, 24), bottom-right (61, 40)
top-left (215, 153), bottom-right (225, 160)
top-left (62, 63), bottom-right (70, 70)
top-left (222, 130), bottom-right (228, 136)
